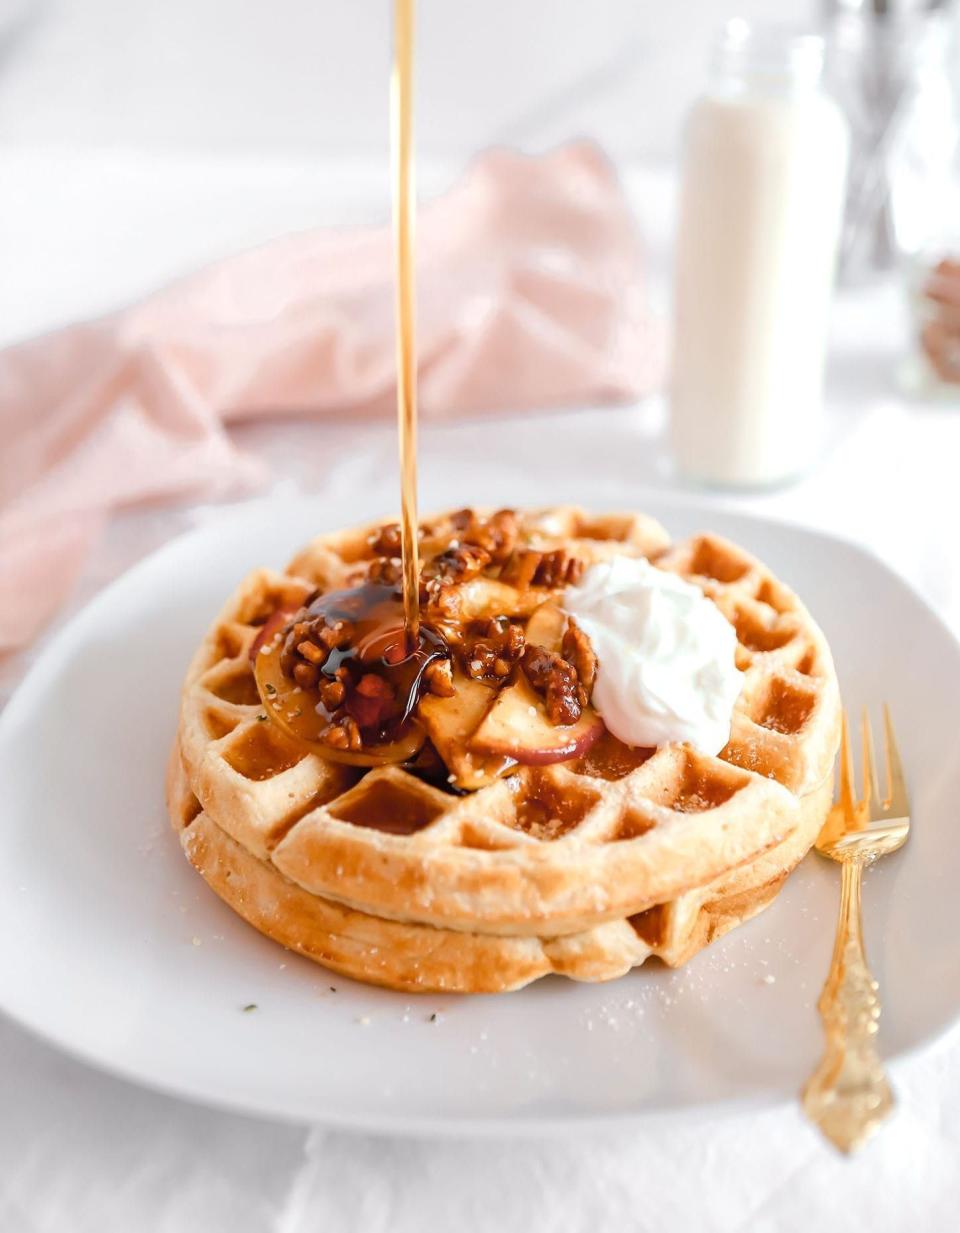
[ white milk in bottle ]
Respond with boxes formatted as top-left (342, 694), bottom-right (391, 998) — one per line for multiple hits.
top-left (670, 22), bottom-right (849, 487)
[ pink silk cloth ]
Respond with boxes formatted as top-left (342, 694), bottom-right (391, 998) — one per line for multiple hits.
top-left (0, 142), bottom-right (663, 651)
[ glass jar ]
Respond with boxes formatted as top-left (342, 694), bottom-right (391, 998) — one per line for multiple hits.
top-left (670, 21), bottom-right (849, 488)
top-left (825, 0), bottom-right (959, 282)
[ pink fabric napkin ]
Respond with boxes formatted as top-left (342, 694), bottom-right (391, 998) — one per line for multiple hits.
top-left (0, 141), bottom-right (663, 652)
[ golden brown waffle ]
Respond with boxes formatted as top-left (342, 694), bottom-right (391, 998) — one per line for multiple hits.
top-left (168, 743), bottom-right (833, 993)
top-left (175, 509), bottom-right (840, 949)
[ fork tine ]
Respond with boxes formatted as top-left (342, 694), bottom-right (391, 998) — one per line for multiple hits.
top-left (838, 708), bottom-right (856, 818)
top-left (882, 703), bottom-right (910, 816)
top-left (861, 707), bottom-right (880, 812)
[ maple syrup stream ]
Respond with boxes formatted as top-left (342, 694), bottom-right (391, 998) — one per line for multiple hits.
top-left (251, 0), bottom-right (432, 773)
top-left (392, 0), bottom-right (420, 642)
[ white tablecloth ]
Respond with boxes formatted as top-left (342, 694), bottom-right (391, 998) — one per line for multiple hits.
top-left (1, 152), bottom-right (958, 1232)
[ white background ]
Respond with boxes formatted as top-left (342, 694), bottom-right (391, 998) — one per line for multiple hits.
top-left (0, 0), bottom-right (806, 344)
top-left (0, 0), bottom-right (806, 159)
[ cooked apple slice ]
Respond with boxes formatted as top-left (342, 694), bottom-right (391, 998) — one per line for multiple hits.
top-left (418, 672), bottom-right (492, 751)
top-left (418, 669), bottom-right (515, 790)
top-left (524, 602), bottom-right (565, 652)
top-left (469, 672), bottom-right (603, 765)
top-left (438, 577), bottom-right (545, 622)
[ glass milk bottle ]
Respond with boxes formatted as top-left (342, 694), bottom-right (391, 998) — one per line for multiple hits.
top-left (670, 22), bottom-right (849, 487)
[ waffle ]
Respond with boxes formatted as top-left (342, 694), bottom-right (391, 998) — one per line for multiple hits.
top-left (170, 507), bottom-right (840, 991)
top-left (168, 742), bottom-right (833, 993)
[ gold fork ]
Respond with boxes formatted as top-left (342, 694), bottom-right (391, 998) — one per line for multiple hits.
top-left (801, 705), bottom-right (910, 1152)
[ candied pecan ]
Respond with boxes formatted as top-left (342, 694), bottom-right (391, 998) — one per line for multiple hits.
top-left (500, 548), bottom-right (584, 590)
top-left (322, 716), bottom-right (363, 751)
top-left (465, 643), bottom-right (506, 680)
top-left (322, 724), bottom-right (348, 749)
top-left (490, 615), bottom-right (526, 658)
top-left (422, 543), bottom-right (491, 591)
top-left (315, 619), bottom-right (353, 650)
top-left (278, 618), bottom-right (308, 673)
top-left (522, 644), bottom-right (587, 726)
top-left (293, 661), bottom-right (320, 690)
top-left (561, 619), bottom-right (597, 693)
top-left (463, 616), bottom-right (525, 681)
top-left (319, 679), bottom-right (346, 710)
top-left (449, 508), bottom-right (474, 532)
top-left (531, 550), bottom-right (583, 589)
top-left (368, 557), bottom-right (403, 586)
top-left (297, 639), bottom-right (327, 665)
top-left (462, 508), bottom-right (518, 563)
top-left (369, 522), bottom-right (402, 556)
top-left (423, 658), bottom-right (455, 697)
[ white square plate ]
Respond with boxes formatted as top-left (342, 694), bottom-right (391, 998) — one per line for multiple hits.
top-left (1, 491), bottom-right (957, 1134)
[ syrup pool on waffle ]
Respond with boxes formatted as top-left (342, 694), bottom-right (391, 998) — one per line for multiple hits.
top-left (253, 581), bottom-right (448, 768)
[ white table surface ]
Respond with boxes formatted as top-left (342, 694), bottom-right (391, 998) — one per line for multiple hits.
top-left (1, 149), bottom-right (959, 1232)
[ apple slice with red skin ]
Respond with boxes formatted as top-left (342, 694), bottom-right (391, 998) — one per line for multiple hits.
top-left (249, 607), bottom-right (299, 661)
top-left (418, 669), bottom-right (516, 790)
top-left (469, 671), bottom-right (603, 766)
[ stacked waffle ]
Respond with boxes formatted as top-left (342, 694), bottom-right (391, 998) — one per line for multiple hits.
top-left (168, 508), bottom-right (840, 993)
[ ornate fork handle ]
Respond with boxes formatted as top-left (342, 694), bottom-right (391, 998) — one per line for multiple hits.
top-left (802, 857), bottom-right (894, 1152)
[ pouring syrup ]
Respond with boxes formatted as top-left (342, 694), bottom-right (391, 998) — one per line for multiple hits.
top-left (253, 0), bottom-right (439, 768)
top-left (392, 0), bottom-right (420, 642)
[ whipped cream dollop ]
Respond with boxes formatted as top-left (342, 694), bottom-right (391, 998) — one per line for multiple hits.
top-left (561, 556), bottom-right (743, 755)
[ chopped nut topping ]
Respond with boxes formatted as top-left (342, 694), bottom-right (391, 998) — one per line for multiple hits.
top-left (368, 557), bottom-right (403, 586)
top-left (297, 640), bottom-right (327, 665)
top-left (462, 508), bottom-right (518, 563)
top-left (266, 508), bottom-right (601, 767)
top-left (501, 548), bottom-right (584, 590)
top-left (534, 549), bottom-right (584, 588)
top-left (322, 716), bottom-right (363, 751)
top-left (561, 619), bottom-right (597, 693)
top-left (444, 508), bottom-right (518, 564)
top-left (449, 508), bottom-right (474, 531)
top-left (422, 543), bottom-right (492, 594)
top-left (522, 643), bottom-right (589, 726)
top-left (264, 583), bottom-right (453, 761)
top-left (369, 522), bottom-right (402, 556)
top-left (315, 619), bottom-right (353, 650)
top-left (433, 586), bottom-right (465, 621)
top-left (462, 616), bottom-right (526, 681)
top-left (319, 679), bottom-right (346, 710)
top-left (293, 661), bottom-right (320, 689)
